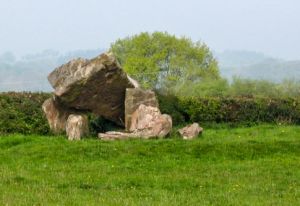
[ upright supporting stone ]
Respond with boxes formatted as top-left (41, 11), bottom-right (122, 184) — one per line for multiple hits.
top-left (66, 114), bottom-right (89, 140)
top-left (42, 97), bottom-right (73, 134)
top-left (125, 88), bottom-right (158, 131)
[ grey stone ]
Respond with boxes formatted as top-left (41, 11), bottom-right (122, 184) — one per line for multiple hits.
top-left (99, 104), bottom-right (172, 140)
top-left (48, 52), bottom-right (137, 126)
top-left (98, 131), bottom-right (139, 140)
top-left (42, 97), bottom-right (74, 134)
top-left (178, 123), bottom-right (203, 140)
top-left (125, 88), bottom-right (158, 131)
top-left (66, 114), bottom-right (89, 140)
top-left (130, 104), bottom-right (172, 138)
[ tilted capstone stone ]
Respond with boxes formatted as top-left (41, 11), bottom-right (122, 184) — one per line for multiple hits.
top-left (47, 52), bottom-right (138, 126)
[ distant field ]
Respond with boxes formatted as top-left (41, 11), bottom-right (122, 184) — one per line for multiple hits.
top-left (1, 125), bottom-right (300, 205)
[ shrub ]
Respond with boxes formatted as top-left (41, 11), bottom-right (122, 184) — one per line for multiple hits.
top-left (158, 92), bottom-right (300, 126)
top-left (89, 114), bottom-right (122, 136)
top-left (0, 92), bottom-right (51, 135)
top-left (156, 93), bottom-right (186, 125)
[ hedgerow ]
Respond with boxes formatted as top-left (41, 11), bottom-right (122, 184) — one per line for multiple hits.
top-left (1, 92), bottom-right (299, 135)
top-left (157, 94), bottom-right (300, 125)
top-left (0, 92), bottom-right (51, 135)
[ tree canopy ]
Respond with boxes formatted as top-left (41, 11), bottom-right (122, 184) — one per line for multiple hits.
top-left (110, 32), bottom-right (220, 93)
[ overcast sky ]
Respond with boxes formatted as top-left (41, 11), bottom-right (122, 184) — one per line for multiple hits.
top-left (0, 0), bottom-right (299, 59)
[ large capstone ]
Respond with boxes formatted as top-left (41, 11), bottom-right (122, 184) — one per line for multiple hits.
top-left (47, 52), bottom-right (137, 126)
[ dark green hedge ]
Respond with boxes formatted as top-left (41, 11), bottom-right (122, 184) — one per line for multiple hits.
top-left (158, 94), bottom-right (300, 126)
top-left (0, 92), bottom-right (51, 135)
top-left (1, 92), bottom-right (299, 135)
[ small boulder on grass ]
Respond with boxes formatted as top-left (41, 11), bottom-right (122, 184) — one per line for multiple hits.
top-left (178, 123), bottom-right (203, 140)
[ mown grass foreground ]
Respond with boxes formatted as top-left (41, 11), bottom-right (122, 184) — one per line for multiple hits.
top-left (1, 125), bottom-right (300, 205)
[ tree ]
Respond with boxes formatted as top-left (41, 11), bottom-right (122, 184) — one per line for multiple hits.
top-left (110, 32), bottom-right (220, 92)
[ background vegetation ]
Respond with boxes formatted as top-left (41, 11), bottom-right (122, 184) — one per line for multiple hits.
top-left (111, 32), bottom-right (220, 90)
top-left (110, 32), bottom-right (300, 98)
top-left (173, 77), bottom-right (300, 98)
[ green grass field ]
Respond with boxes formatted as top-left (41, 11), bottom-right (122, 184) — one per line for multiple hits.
top-left (1, 124), bottom-right (300, 205)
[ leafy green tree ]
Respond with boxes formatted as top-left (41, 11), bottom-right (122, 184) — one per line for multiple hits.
top-left (110, 32), bottom-right (220, 91)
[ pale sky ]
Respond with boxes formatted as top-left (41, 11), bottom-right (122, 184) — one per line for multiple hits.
top-left (0, 0), bottom-right (299, 59)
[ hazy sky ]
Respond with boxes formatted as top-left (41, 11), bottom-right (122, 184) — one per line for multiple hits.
top-left (0, 0), bottom-right (299, 59)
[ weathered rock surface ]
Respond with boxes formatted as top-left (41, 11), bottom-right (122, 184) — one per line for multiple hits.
top-left (99, 131), bottom-right (139, 140)
top-left (178, 123), bottom-right (203, 140)
top-left (48, 52), bottom-right (138, 125)
top-left (66, 114), bottom-right (89, 140)
top-left (42, 97), bottom-right (74, 134)
top-left (130, 104), bottom-right (172, 138)
top-left (125, 88), bottom-right (158, 131)
top-left (99, 104), bottom-right (172, 140)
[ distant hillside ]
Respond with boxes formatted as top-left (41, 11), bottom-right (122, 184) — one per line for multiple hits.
top-left (215, 50), bottom-right (272, 67)
top-left (0, 49), bottom-right (104, 92)
top-left (216, 51), bottom-right (300, 82)
top-left (228, 60), bottom-right (300, 82)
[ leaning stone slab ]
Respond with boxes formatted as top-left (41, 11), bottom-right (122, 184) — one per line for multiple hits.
top-left (42, 97), bottom-right (74, 134)
top-left (66, 114), bottom-right (89, 140)
top-left (47, 52), bottom-right (138, 126)
top-left (125, 88), bottom-right (159, 131)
